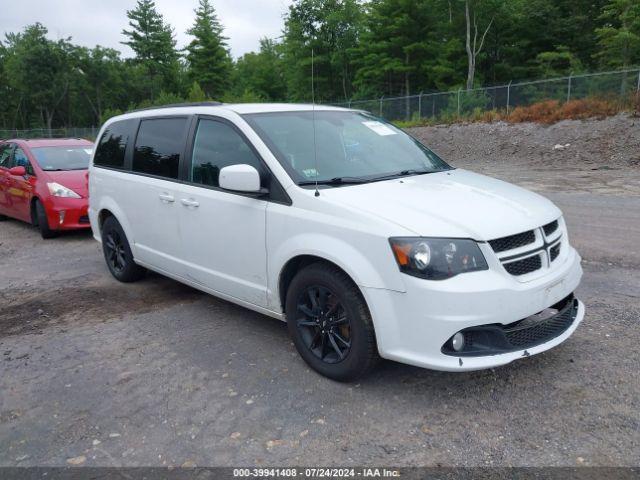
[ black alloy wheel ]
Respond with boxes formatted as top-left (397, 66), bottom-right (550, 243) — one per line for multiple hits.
top-left (100, 215), bottom-right (146, 282)
top-left (286, 262), bottom-right (379, 381)
top-left (104, 229), bottom-right (127, 275)
top-left (296, 285), bottom-right (352, 364)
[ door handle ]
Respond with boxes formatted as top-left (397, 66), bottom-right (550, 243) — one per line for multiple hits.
top-left (158, 193), bottom-right (175, 203)
top-left (181, 198), bottom-right (199, 208)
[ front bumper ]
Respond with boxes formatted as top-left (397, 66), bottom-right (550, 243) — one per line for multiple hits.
top-left (44, 197), bottom-right (90, 231)
top-left (362, 245), bottom-right (584, 371)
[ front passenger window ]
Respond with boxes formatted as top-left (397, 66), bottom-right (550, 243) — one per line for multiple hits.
top-left (191, 119), bottom-right (264, 188)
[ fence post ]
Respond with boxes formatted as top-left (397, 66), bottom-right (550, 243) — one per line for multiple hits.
top-left (418, 92), bottom-right (423, 121)
top-left (379, 96), bottom-right (384, 117)
top-left (457, 89), bottom-right (461, 118)
top-left (506, 80), bottom-right (512, 116)
top-left (637, 70), bottom-right (640, 93)
top-left (567, 73), bottom-right (572, 103)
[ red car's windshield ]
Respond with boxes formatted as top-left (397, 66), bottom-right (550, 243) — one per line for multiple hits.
top-left (31, 146), bottom-right (93, 171)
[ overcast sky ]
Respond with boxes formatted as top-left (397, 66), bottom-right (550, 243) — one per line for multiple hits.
top-left (1, 0), bottom-right (294, 58)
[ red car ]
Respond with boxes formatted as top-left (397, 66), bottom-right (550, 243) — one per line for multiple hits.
top-left (0, 138), bottom-right (94, 238)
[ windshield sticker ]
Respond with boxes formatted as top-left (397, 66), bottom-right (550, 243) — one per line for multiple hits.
top-left (302, 168), bottom-right (318, 178)
top-left (362, 121), bottom-right (397, 136)
top-left (84, 149), bottom-right (93, 154)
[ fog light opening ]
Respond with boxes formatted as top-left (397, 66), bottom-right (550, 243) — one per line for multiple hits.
top-left (59, 210), bottom-right (66, 225)
top-left (452, 332), bottom-right (465, 352)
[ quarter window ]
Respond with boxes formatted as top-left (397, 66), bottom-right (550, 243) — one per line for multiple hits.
top-left (133, 118), bottom-right (187, 179)
top-left (191, 119), bottom-right (263, 187)
top-left (94, 120), bottom-right (133, 169)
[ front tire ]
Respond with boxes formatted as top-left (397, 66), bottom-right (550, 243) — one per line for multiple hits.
top-left (285, 263), bottom-right (379, 381)
top-left (101, 216), bottom-right (146, 282)
top-left (34, 200), bottom-right (57, 239)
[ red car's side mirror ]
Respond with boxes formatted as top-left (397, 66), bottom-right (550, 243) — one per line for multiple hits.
top-left (8, 166), bottom-right (26, 176)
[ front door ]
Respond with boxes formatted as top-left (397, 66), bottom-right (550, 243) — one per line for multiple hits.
top-left (0, 143), bottom-right (14, 216)
top-left (6, 147), bottom-right (36, 222)
top-left (177, 117), bottom-right (269, 307)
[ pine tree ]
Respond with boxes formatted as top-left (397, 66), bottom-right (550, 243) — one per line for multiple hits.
top-left (596, 0), bottom-right (640, 69)
top-left (122, 0), bottom-right (179, 98)
top-left (185, 0), bottom-right (232, 99)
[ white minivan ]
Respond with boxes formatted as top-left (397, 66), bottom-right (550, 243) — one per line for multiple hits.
top-left (89, 102), bottom-right (584, 381)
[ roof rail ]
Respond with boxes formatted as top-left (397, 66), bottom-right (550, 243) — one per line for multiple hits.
top-left (128, 101), bottom-right (223, 113)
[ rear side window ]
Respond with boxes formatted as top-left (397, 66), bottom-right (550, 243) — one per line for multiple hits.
top-left (133, 118), bottom-right (188, 180)
top-left (191, 119), bottom-right (264, 187)
top-left (94, 120), bottom-right (132, 169)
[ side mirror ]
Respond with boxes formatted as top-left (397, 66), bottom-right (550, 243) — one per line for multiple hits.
top-left (8, 166), bottom-right (26, 176)
top-left (219, 164), bottom-right (264, 193)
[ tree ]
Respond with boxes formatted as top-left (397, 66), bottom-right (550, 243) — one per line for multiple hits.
top-left (4, 24), bottom-right (74, 132)
top-left (354, 0), bottom-right (450, 98)
top-left (282, 0), bottom-right (363, 102)
top-left (232, 38), bottom-right (287, 101)
top-left (185, 0), bottom-right (232, 99)
top-left (122, 0), bottom-right (180, 98)
top-left (595, 0), bottom-right (640, 69)
top-left (464, 0), bottom-right (494, 89)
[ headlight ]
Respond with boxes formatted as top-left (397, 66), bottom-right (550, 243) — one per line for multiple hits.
top-left (389, 237), bottom-right (488, 280)
top-left (47, 182), bottom-right (81, 199)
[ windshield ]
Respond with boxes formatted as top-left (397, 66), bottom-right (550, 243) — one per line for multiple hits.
top-left (31, 146), bottom-right (93, 171)
top-left (243, 111), bottom-right (451, 185)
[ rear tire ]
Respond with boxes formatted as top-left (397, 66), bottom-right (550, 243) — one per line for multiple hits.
top-left (0, 214), bottom-right (7, 221)
top-left (34, 200), bottom-right (57, 239)
top-left (101, 216), bottom-right (146, 283)
top-left (285, 262), bottom-right (379, 382)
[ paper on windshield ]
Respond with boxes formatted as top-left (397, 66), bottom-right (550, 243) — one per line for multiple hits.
top-left (362, 121), bottom-right (397, 136)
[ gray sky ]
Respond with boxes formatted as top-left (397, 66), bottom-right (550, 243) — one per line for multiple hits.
top-left (1, 0), bottom-right (294, 58)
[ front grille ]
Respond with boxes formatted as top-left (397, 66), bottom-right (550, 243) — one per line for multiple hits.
top-left (489, 230), bottom-right (535, 253)
top-left (442, 295), bottom-right (578, 357)
top-left (79, 215), bottom-right (90, 224)
top-left (504, 255), bottom-right (541, 276)
top-left (543, 220), bottom-right (559, 236)
top-left (550, 243), bottom-right (561, 262)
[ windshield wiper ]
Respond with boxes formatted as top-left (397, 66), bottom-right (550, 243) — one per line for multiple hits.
top-left (368, 169), bottom-right (434, 182)
top-left (299, 176), bottom-right (371, 186)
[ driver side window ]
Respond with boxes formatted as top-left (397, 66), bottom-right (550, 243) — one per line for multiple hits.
top-left (190, 119), bottom-right (264, 188)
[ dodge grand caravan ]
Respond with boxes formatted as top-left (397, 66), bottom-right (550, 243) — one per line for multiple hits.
top-left (89, 102), bottom-right (584, 381)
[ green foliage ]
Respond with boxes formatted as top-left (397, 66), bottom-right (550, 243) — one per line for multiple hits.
top-left (282, 0), bottom-right (363, 102)
top-left (595, 0), bottom-right (640, 68)
top-left (231, 38), bottom-right (287, 101)
top-left (185, 0), bottom-right (232, 99)
top-left (535, 47), bottom-right (584, 77)
top-left (122, 0), bottom-right (180, 97)
top-left (187, 82), bottom-right (208, 102)
top-left (0, 0), bottom-right (638, 131)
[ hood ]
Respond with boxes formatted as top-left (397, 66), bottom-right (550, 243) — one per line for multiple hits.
top-left (322, 169), bottom-right (561, 241)
top-left (43, 170), bottom-right (89, 198)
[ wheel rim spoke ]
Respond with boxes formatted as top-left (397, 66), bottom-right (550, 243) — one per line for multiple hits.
top-left (332, 331), bottom-right (351, 348)
top-left (328, 333), bottom-right (344, 359)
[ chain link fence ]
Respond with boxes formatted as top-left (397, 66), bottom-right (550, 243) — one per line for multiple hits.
top-left (0, 127), bottom-right (98, 141)
top-left (335, 68), bottom-right (640, 122)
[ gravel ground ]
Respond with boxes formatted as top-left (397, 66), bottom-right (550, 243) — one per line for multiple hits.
top-left (1, 116), bottom-right (639, 468)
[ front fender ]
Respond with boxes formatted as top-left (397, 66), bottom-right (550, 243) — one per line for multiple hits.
top-left (268, 232), bottom-right (407, 312)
